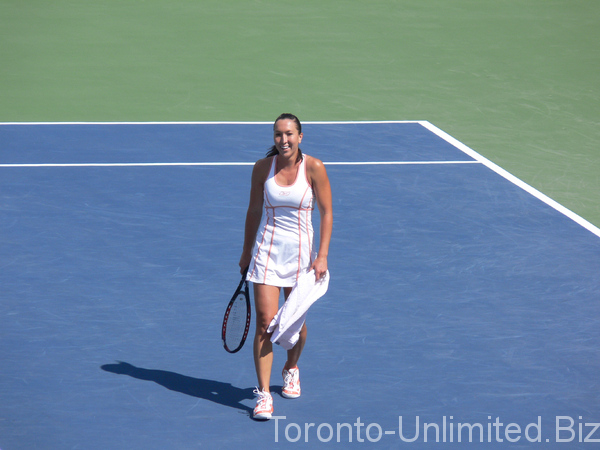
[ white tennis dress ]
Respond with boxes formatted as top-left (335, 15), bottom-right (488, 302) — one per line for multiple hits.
top-left (247, 155), bottom-right (316, 287)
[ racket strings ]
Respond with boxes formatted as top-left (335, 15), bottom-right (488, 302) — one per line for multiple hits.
top-left (224, 294), bottom-right (248, 350)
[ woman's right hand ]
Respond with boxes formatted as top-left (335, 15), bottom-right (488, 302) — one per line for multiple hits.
top-left (239, 252), bottom-right (251, 274)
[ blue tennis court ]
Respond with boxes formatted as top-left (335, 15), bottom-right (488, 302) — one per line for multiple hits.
top-left (1, 122), bottom-right (599, 448)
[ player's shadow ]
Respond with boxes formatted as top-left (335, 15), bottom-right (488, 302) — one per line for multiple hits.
top-left (101, 361), bottom-right (254, 414)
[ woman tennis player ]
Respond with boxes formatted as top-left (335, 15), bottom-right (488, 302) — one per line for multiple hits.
top-left (239, 113), bottom-right (333, 420)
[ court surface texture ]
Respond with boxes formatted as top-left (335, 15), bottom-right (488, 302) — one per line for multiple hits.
top-left (1, 122), bottom-right (599, 449)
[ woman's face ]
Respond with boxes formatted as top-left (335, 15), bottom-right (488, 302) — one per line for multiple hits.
top-left (273, 119), bottom-right (303, 159)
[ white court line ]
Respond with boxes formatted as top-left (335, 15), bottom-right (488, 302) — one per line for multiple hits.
top-left (323, 161), bottom-right (478, 165)
top-left (0, 160), bottom-right (478, 168)
top-left (0, 162), bottom-right (254, 167)
top-left (0, 120), bottom-right (419, 125)
top-left (419, 120), bottom-right (600, 239)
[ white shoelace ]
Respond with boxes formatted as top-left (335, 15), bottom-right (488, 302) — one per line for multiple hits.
top-left (283, 369), bottom-right (298, 387)
top-left (253, 388), bottom-right (271, 406)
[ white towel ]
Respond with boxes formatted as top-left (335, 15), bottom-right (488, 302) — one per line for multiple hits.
top-left (267, 269), bottom-right (330, 350)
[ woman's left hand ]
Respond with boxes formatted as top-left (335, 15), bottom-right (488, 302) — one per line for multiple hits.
top-left (310, 255), bottom-right (328, 281)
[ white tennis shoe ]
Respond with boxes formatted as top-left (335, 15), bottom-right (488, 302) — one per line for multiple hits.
top-left (253, 388), bottom-right (273, 420)
top-left (282, 367), bottom-right (301, 398)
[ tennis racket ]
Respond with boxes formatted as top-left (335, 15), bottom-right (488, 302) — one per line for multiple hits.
top-left (221, 267), bottom-right (251, 353)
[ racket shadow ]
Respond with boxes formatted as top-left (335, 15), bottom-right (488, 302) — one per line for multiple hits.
top-left (101, 361), bottom-right (254, 414)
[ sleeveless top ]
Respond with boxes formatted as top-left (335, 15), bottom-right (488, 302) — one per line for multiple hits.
top-left (247, 155), bottom-right (316, 287)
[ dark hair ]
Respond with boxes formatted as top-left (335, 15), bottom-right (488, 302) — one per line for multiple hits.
top-left (266, 113), bottom-right (303, 162)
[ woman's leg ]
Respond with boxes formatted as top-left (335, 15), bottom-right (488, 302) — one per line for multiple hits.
top-left (253, 283), bottom-right (280, 392)
top-left (285, 323), bottom-right (307, 370)
top-left (282, 286), bottom-right (307, 370)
